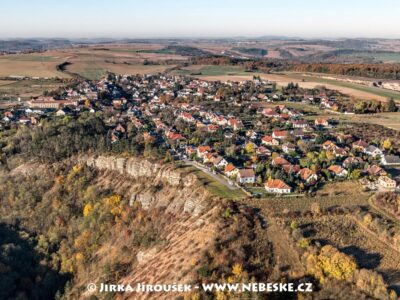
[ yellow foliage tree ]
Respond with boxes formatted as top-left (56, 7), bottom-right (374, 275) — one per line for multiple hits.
top-left (104, 194), bottom-right (123, 216)
top-left (325, 150), bottom-right (335, 161)
top-left (83, 203), bottom-right (93, 217)
top-left (382, 139), bottom-right (392, 150)
top-left (307, 245), bottom-right (357, 283)
top-left (75, 252), bottom-right (84, 261)
top-left (245, 142), bottom-right (255, 155)
top-left (72, 164), bottom-right (82, 173)
top-left (232, 263), bottom-right (243, 277)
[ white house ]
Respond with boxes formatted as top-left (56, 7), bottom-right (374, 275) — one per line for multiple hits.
top-left (265, 179), bottom-right (291, 194)
top-left (378, 176), bottom-right (397, 190)
top-left (364, 145), bottom-right (383, 158)
top-left (213, 156), bottom-right (228, 169)
top-left (237, 169), bottom-right (256, 184)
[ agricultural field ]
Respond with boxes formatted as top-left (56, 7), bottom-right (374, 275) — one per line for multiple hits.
top-left (289, 72), bottom-right (400, 101)
top-left (248, 181), bottom-right (370, 215)
top-left (51, 46), bottom-right (184, 80)
top-left (0, 79), bottom-right (66, 100)
top-left (0, 44), bottom-right (185, 81)
top-left (172, 65), bottom-right (249, 77)
top-left (304, 112), bottom-right (400, 131)
top-left (0, 53), bottom-right (68, 78)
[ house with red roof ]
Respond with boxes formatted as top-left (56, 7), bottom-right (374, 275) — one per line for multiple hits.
top-left (197, 145), bottom-right (212, 158)
top-left (327, 165), bottom-right (348, 177)
top-left (265, 179), bottom-right (291, 194)
top-left (315, 118), bottom-right (329, 127)
top-left (224, 164), bottom-right (238, 177)
top-left (261, 135), bottom-right (279, 146)
top-left (272, 156), bottom-right (290, 166)
top-left (298, 168), bottom-right (318, 184)
top-left (272, 130), bottom-right (288, 140)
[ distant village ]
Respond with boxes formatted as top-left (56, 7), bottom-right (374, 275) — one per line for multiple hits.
top-left (2, 73), bottom-right (400, 195)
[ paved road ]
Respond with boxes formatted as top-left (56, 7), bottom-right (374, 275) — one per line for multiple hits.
top-left (182, 159), bottom-right (239, 191)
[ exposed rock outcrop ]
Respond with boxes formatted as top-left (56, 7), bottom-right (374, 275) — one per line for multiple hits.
top-left (85, 155), bottom-right (209, 216)
top-left (86, 156), bottom-right (196, 187)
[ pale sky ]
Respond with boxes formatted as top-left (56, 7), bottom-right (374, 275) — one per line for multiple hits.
top-left (1, 0), bottom-right (399, 39)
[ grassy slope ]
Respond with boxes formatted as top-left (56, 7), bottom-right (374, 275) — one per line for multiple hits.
top-left (180, 165), bottom-right (246, 199)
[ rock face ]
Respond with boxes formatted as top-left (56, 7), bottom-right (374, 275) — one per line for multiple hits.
top-left (86, 156), bottom-right (195, 187)
top-left (85, 156), bottom-right (208, 215)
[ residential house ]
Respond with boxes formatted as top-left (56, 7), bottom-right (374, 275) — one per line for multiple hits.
top-left (315, 118), bottom-right (329, 127)
top-left (237, 169), bottom-right (256, 184)
top-left (207, 124), bottom-right (218, 133)
top-left (197, 145), bottom-right (212, 159)
top-left (378, 176), bottom-right (397, 190)
top-left (292, 120), bottom-right (308, 129)
top-left (381, 154), bottom-right (400, 166)
top-left (298, 168), bottom-right (318, 184)
top-left (272, 156), bottom-right (290, 167)
top-left (229, 118), bottom-right (243, 131)
top-left (332, 147), bottom-right (348, 158)
top-left (256, 146), bottom-right (271, 157)
top-left (328, 165), bottom-right (348, 177)
top-left (352, 140), bottom-right (369, 152)
top-left (265, 179), bottom-right (291, 194)
top-left (282, 164), bottom-right (301, 174)
top-left (212, 156), bottom-right (228, 169)
top-left (261, 135), bottom-right (279, 146)
top-left (167, 132), bottom-right (185, 142)
top-left (272, 130), bottom-right (288, 140)
top-left (322, 140), bottom-right (338, 151)
top-left (342, 157), bottom-right (363, 169)
top-left (282, 143), bottom-right (296, 154)
top-left (185, 146), bottom-right (197, 157)
top-left (56, 109), bottom-right (67, 117)
top-left (364, 145), bottom-right (383, 158)
top-left (365, 165), bottom-right (386, 177)
top-left (180, 112), bottom-right (195, 123)
top-left (224, 164), bottom-right (238, 178)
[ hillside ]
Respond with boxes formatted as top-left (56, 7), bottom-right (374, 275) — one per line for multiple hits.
top-left (0, 151), bottom-right (396, 299)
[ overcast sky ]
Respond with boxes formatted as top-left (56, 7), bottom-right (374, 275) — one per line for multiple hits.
top-left (1, 0), bottom-right (399, 39)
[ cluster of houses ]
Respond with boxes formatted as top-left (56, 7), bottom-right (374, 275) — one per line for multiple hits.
top-left (2, 73), bottom-right (399, 194)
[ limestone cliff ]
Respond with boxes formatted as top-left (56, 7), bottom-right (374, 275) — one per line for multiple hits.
top-left (85, 155), bottom-right (207, 216)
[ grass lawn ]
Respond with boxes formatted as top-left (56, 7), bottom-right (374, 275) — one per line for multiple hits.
top-left (177, 165), bottom-right (246, 199)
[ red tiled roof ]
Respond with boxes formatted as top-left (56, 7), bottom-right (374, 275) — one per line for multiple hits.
top-left (265, 179), bottom-right (290, 189)
top-left (224, 164), bottom-right (236, 173)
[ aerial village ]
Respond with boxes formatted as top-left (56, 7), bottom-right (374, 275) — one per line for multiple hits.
top-left (2, 73), bottom-right (400, 196)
